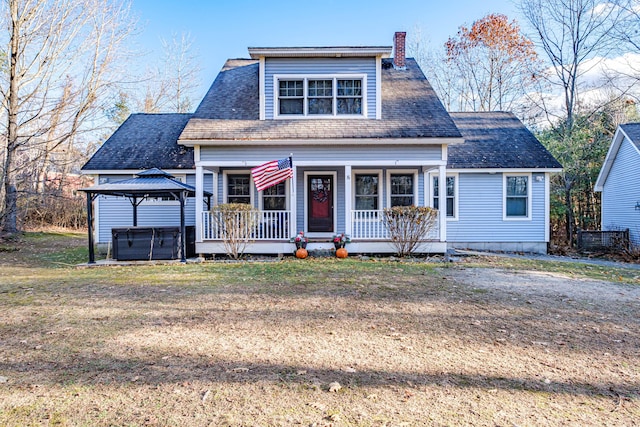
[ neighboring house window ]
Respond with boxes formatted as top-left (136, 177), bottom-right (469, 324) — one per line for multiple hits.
top-left (275, 75), bottom-right (365, 117)
top-left (227, 174), bottom-right (251, 204)
top-left (504, 175), bottom-right (530, 218)
top-left (354, 173), bottom-right (380, 210)
top-left (433, 176), bottom-right (455, 217)
top-left (389, 173), bottom-right (415, 207)
top-left (262, 182), bottom-right (287, 210)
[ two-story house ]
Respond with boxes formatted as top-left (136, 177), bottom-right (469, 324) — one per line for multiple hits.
top-left (82, 32), bottom-right (562, 256)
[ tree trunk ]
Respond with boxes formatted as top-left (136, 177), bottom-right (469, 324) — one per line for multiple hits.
top-left (3, 0), bottom-right (20, 234)
top-left (564, 179), bottom-right (574, 247)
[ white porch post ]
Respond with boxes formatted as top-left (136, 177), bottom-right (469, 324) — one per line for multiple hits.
top-left (195, 166), bottom-right (203, 243)
top-left (211, 168), bottom-right (219, 206)
top-left (438, 164), bottom-right (447, 242)
top-left (289, 166), bottom-right (297, 238)
top-left (344, 165), bottom-right (352, 236)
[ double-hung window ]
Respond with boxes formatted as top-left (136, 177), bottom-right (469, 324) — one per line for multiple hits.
top-left (389, 173), bottom-right (415, 207)
top-left (504, 175), bottom-right (530, 219)
top-left (337, 79), bottom-right (362, 114)
top-left (262, 182), bottom-right (287, 210)
top-left (227, 174), bottom-right (251, 205)
top-left (307, 80), bottom-right (333, 114)
top-left (278, 80), bottom-right (303, 115)
top-left (433, 176), bottom-right (455, 218)
top-left (276, 76), bottom-right (365, 117)
top-left (354, 173), bottom-right (380, 210)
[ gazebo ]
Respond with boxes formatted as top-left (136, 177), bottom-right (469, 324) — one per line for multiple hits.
top-left (80, 168), bottom-right (211, 264)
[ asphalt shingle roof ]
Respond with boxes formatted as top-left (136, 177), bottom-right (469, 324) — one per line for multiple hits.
top-left (180, 58), bottom-right (461, 141)
top-left (82, 114), bottom-right (194, 171)
top-left (449, 112), bottom-right (562, 169)
top-left (620, 123), bottom-right (640, 151)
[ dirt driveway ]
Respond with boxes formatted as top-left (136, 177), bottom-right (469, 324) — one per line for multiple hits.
top-left (448, 266), bottom-right (640, 304)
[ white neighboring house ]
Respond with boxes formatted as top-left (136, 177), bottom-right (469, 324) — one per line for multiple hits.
top-left (595, 123), bottom-right (640, 247)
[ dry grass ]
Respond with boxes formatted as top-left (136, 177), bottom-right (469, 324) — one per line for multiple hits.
top-left (0, 233), bottom-right (639, 426)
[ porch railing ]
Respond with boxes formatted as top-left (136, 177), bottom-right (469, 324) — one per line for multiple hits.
top-left (202, 210), bottom-right (290, 241)
top-left (350, 209), bottom-right (440, 240)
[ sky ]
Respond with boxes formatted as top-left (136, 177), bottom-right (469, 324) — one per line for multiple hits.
top-left (129, 0), bottom-right (520, 100)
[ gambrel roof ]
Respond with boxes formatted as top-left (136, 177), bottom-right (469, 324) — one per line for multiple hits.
top-left (449, 112), bottom-right (562, 170)
top-left (179, 58), bottom-right (462, 142)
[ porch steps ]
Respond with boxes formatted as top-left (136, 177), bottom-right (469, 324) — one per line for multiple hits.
top-left (307, 248), bottom-right (335, 258)
top-left (305, 238), bottom-right (337, 257)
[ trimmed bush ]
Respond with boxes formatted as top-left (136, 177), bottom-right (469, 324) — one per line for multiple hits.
top-left (382, 206), bottom-right (438, 257)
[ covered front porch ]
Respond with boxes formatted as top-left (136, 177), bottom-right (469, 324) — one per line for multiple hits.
top-left (192, 160), bottom-right (449, 255)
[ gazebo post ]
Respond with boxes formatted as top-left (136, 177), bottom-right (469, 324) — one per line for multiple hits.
top-left (86, 192), bottom-right (95, 264)
top-left (132, 196), bottom-right (138, 226)
top-left (180, 191), bottom-right (186, 263)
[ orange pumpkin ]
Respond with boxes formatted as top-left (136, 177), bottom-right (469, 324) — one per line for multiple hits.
top-left (295, 248), bottom-right (308, 259)
top-left (336, 247), bottom-right (348, 258)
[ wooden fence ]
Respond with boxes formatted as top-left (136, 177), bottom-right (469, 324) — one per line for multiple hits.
top-left (577, 229), bottom-right (630, 252)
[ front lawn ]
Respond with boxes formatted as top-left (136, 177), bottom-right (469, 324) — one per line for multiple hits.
top-left (0, 233), bottom-right (638, 425)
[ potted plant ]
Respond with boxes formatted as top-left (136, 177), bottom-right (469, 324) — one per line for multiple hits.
top-left (332, 233), bottom-right (350, 258)
top-left (292, 231), bottom-right (308, 249)
top-left (332, 233), bottom-right (350, 249)
top-left (290, 231), bottom-right (309, 259)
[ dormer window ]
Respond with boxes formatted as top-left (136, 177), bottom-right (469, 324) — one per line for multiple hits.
top-left (275, 75), bottom-right (366, 118)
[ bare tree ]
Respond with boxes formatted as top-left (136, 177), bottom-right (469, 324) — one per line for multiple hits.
top-left (0, 0), bottom-right (135, 234)
top-left (519, 0), bottom-right (630, 245)
top-left (137, 32), bottom-right (201, 114)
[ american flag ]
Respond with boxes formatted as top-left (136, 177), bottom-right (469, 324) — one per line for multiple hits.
top-left (251, 157), bottom-right (293, 192)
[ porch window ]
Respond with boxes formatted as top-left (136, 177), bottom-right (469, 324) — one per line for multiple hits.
top-left (505, 175), bottom-right (529, 218)
top-left (390, 173), bottom-right (415, 207)
top-left (354, 173), bottom-right (379, 210)
top-left (276, 75), bottom-right (365, 117)
top-left (227, 174), bottom-right (251, 204)
top-left (262, 182), bottom-right (286, 210)
top-left (433, 176), bottom-right (455, 217)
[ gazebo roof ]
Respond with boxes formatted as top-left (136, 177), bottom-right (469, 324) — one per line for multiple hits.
top-left (80, 168), bottom-right (212, 198)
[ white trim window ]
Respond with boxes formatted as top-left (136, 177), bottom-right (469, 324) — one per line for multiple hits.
top-left (141, 174), bottom-right (186, 205)
top-left (225, 172), bottom-right (252, 205)
top-left (388, 170), bottom-right (418, 207)
top-left (275, 74), bottom-right (366, 118)
top-left (504, 174), bottom-right (531, 220)
top-left (261, 181), bottom-right (288, 211)
top-left (433, 175), bottom-right (457, 219)
top-left (353, 171), bottom-right (381, 210)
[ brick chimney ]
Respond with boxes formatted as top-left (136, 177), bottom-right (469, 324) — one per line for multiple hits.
top-left (393, 31), bottom-right (406, 70)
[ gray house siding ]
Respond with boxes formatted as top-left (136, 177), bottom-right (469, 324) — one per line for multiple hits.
top-left (264, 57), bottom-right (377, 120)
top-left (601, 138), bottom-right (640, 246)
top-left (200, 145), bottom-right (442, 163)
top-left (447, 172), bottom-right (547, 246)
top-left (95, 173), bottom-right (200, 244)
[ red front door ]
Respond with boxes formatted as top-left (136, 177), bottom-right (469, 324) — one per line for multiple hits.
top-left (308, 175), bottom-right (333, 232)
